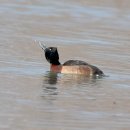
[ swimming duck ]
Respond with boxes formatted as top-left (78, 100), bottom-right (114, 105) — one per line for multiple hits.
top-left (39, 42), bottom-right (104, 76)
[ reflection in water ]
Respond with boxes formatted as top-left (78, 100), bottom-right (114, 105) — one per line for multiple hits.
top-left (42, 71), bottom-right (103, 97)
top-left (42, 72), bottom-right (59, 97)
top-left (44, 71), bottom-right (58, 85)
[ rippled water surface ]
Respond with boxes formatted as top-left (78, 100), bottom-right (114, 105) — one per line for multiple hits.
top-left (0, 0), bottom-right (130, 130)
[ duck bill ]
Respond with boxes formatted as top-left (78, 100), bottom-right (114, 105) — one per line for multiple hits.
top-left (38, 41), bottom-right (47, 51)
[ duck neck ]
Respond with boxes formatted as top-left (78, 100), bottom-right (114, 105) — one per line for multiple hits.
top-left (51, 60), bottom-right (61, 65)
top-left (50, 64), bottom-right (62, 73)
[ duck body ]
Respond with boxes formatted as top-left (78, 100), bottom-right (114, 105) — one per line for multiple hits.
top-left (51, 64), bottom-right (93, 76)
top-left (39, 43), bottom-right (104, 76)
top-left (51, 60), bottom-right (103, 76)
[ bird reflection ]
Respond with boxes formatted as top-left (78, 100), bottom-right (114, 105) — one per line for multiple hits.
top-left (44, 71), bottom-right (58, 85)
top-left (42, 72), bottom-right (59, 97)
top-left (43, 71), bottom-right (102, 87)
top-left (42, 71), bottom-right (104, 101)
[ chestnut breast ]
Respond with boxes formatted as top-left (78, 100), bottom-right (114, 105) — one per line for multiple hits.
top-left (51, 65), bottom-right (93, 76)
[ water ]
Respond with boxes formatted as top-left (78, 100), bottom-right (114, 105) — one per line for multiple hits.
top-left (0, 0), bottom-right (130, 130)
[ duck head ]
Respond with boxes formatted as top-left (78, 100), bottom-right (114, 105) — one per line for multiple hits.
top-left (39, 42), bottom-right (60, 65)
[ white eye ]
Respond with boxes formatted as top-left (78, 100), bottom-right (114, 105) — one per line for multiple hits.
top-left (49, 48), bottom-right (52, 51)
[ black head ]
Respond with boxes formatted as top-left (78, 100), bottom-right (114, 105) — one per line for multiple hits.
top-left (44, 47), bottom-right (60, 65)
top-left (39, 42), bottom-right (60, 65)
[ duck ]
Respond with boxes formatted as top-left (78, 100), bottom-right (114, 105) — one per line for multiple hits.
top-left (39, 42), bottom-right (104, 77)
